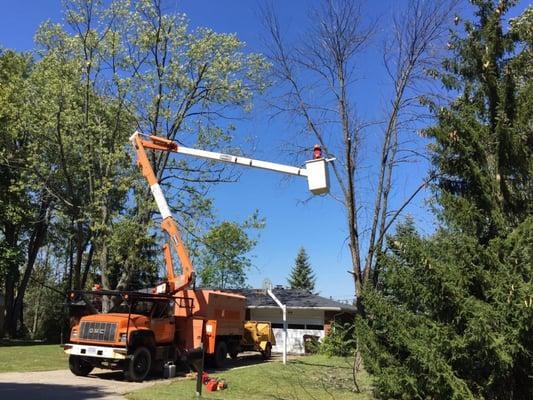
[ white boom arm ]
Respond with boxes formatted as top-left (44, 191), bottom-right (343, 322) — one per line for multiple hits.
top-left (130, 132), bottom-right (331, 195)
top-left (176, 146), bottom-right (307, 177)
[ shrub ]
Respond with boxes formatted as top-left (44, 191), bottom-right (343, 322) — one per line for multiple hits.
top-left (320, 321), bottom-right (356, 357)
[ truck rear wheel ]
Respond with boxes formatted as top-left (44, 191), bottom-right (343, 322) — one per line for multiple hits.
top-left (125, 346), bottom-right (152, 382)
top-left (213, 340), bottom-right (228, 368)
top-left (228, 341), bottom-right (239, 359)
top-left (261, 343), bottom-right (272, 360)
top-left (69, 355), bottom-right (93, 376)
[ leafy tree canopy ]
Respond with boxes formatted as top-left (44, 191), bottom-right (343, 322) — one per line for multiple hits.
top-left (0, 0), bottom-right (269, 336)
top-left (197, 212), bottom-right (265, 289)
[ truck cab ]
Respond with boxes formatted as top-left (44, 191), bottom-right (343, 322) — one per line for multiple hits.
top-left (64, 291), bottom-right (191, 381)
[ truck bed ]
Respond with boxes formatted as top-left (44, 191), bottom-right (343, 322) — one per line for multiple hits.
top-left (174, 289), bottom-right (246, 336)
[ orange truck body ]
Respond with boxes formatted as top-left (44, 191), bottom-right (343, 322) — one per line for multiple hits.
top-left (175, 290), bottom-right (246, 353)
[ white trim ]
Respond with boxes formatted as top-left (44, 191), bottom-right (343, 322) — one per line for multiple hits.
top-left (247, 305), bottom-right (345, 311)
top-left (150, 183), bottom-right (172, 219)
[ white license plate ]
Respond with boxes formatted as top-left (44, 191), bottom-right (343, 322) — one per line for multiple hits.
top-left (87, 347), bottom-right (97, 355)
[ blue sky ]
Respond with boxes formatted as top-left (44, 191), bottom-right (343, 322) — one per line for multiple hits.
top-left (2, 0), bottom-right (511, 300)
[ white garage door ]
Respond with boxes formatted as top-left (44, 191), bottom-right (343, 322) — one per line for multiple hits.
top-left (250, 308), bottom-right (325, 354)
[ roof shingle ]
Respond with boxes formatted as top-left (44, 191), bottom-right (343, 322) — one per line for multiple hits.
top-left (223, 288), bottom-right (356, 312)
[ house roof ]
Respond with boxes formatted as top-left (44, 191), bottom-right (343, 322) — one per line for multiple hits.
top-left (224, 288), bottom-right (357, 312)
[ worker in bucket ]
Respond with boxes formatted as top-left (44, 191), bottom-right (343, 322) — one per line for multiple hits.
top-left (313, 144), bottom-right (322, 159)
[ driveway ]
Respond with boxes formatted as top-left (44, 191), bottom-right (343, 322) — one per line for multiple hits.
top-left (0, 352), bottom-right (282, 399)
top-left (0, 369), bottom-right (169, 400)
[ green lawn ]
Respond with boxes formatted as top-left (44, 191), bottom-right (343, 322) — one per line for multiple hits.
top-left (127, 355), bottom-right (374, 400)
top-left (0, 344), bottom-right (68, 373)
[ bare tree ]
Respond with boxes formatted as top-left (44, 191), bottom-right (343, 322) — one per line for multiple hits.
top-left (262, 0), bottom-right (456, 311)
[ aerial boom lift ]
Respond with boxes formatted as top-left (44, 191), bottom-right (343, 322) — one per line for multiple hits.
top-left (129, 131), bottom-right (331, 294)
top-left (63, 132), bottom-right (331, 383)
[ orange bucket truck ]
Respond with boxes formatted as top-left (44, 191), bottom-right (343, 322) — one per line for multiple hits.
top-left (63, 132), bottom-right (331, 381)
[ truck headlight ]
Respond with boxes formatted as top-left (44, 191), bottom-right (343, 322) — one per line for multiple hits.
top-left (119, 333), bottom-right (128, 342)
top-left (70, 329), bottom-right (79, 339)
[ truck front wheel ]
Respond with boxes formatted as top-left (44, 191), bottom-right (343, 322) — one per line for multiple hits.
top-left (69, 355), bottom-right (93, 376)
top-left (125, 346), bottom-right (152, 382)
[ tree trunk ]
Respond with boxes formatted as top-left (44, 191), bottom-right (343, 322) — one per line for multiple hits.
top-left (100, 238), bottom-right (111, 313)
top-left (72, 220), bottom-right (86, 290)
top-left (67, 218), bottom-right (74, 291)
top-left (80, 241), bottom-right (95, 290)
top-left (9, 197), bottom-right (51, 337)
top-left (31, 287), bottom-right (42, 339)
top-left (2, 221), bottom-right (19, 337)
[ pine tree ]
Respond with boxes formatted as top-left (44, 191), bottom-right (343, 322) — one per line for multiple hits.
top-left (288, 248), bottom-right (316, 293)
top-left (357, 2), bottom-right (533, 399)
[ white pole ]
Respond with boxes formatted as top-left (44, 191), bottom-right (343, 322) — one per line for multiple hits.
top-left (267, 289), bottom-right (287, 365)
top-left (282, 305), bottom-right (287, 365)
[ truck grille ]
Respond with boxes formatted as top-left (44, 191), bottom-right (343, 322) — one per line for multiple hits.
top-left (79, 321), bottom-right (117, 342)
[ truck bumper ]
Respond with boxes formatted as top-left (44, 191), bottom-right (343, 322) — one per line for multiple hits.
top-left (63, 343), bottom-right (127, 360)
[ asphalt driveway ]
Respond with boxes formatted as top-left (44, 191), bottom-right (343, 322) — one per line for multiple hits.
top-left (0, 352), bottom-right (281, 399)
top-left (0, 369), bottom-right (167, 400)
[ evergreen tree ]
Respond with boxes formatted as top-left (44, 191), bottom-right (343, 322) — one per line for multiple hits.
top-left (358, 2), bottom-right (532, 399)
top-left (288, 248), bottom-right (316, 293)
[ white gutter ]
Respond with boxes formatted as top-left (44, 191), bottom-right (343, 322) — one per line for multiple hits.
top-left (246, 305), bottom-right (346, 311)
top-left (267, 289), bottom-right (287, 365)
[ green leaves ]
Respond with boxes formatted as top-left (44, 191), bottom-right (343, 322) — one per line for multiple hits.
top-left (2, 0), bottom-right (269, 335)
top-left (197, 216), bottom-right (263, 289)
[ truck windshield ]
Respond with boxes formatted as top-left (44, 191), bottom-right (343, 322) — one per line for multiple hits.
top-left (110, 300), bottom-right (153, 316)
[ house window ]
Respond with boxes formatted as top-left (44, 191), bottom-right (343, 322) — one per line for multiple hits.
top-left (288, 324), bottom-right (305, 329)
top-left (269, 323), bottom-right (324, 331)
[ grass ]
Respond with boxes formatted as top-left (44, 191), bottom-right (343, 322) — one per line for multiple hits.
top-left (0, 344), bottom-right (68, 373)
top-left (127, 354), bottom-right (374, 400)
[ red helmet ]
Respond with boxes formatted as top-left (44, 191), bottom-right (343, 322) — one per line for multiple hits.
top-left (313, 144), bottom-right (322, 159)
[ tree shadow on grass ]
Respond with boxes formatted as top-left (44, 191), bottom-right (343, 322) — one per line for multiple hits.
top-left (0, 341), bottom-right (53, 347)
top-left (206, 352), bottom-right (272, 373)
top-left (290, 358), bottom-right (352, 370)
top-left (89, 369), bottom-right (172, 383)
top-left (0, 382), bottom-right (114, 400)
